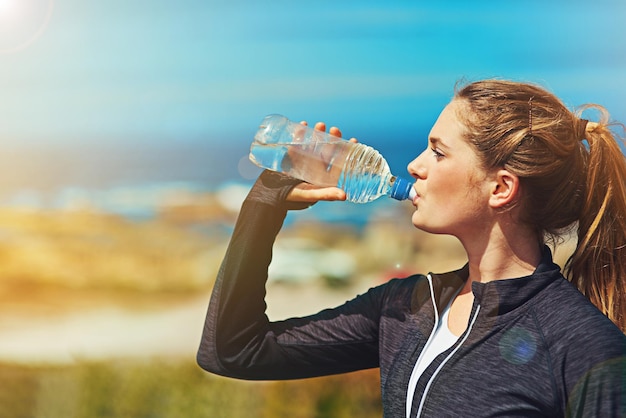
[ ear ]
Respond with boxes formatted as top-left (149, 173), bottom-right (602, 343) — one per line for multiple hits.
top-left (488, 169), bottom-right (520, 209)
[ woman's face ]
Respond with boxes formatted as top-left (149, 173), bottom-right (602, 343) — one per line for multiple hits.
top-left (407, 100), bottom-right (494, 238)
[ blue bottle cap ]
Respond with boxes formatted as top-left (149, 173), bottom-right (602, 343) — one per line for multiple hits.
top-left (389, 176), bottom-right (415, 201)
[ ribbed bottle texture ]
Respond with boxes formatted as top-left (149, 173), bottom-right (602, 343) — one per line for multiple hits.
top-left (249, 114), bottom-right (415, 204)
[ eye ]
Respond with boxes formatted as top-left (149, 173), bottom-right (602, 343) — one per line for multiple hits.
top-left (431, 147), bottom-right (445, 160)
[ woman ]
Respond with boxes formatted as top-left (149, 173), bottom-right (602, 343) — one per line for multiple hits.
top-left (198, 80), bottom-right (626, 417)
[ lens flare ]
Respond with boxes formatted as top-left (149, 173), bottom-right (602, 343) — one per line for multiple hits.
top-left (499, 326), bottom-right (537, 365)
top-left (0, 0), bottom-right (54, 54)
top-left (0, 0), bottom-right (17, 16)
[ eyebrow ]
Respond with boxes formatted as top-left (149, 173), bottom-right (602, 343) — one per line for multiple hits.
top-left (429, 137), bottom-right (450, 150)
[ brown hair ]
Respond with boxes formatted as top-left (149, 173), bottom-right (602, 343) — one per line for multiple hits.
top-left (454, 79), bottom-right (626, 332)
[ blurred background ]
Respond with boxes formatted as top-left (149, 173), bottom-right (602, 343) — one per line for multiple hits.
top-left (0, 0), bottom-right (624, 416)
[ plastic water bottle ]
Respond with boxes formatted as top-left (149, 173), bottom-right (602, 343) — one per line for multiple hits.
top-left (249, 114), bottom-right (416, 204)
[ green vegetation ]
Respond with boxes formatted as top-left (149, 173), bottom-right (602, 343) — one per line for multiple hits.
top-left (0, 360), bottom-right (382, 418)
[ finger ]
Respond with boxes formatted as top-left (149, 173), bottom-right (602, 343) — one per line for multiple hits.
top-left (298, 189), bottom-right (346, 202)
top-left (300, 121), bottom-right (308, 126)
top-left (287, 184), bottom-right (347, 202)
top-left (314, 122), bottom-right (326, 132)
top-left (329, 126), bottom-right (342, 138)
top-left (348, 137), bottom-right (358, 143)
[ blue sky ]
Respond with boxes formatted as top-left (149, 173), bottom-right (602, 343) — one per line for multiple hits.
top-left (0, 0), bottom-right (625, 189)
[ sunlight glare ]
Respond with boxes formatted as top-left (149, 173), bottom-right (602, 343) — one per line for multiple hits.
top-left (0, 0), bottom-right (54, 54)
top-left (0, 0), bottom-right (18, 18)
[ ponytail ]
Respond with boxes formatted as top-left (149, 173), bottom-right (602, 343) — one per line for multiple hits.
top-left (565, 106), bottom-right (626, 332)
top-left (455, 80), bottom-right (626, 331)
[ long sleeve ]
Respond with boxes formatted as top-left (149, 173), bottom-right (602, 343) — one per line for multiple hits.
top-left (559, 303), bottom-right (626, 418)
top-left (565, 354), bottom-right (626, 418)
top-left (197, 171), bottom-right (381, 380)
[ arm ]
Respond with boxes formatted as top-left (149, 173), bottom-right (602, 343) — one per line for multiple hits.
top-left (564, 323), bottom-right (626, 417)
top-left (565, 356), bottom-right (626, 417)
top-left (197, 170), bottom-right (381, 380)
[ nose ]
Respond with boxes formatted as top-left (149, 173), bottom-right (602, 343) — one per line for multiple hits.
top-left (407, 150), bottom-right (427, 180)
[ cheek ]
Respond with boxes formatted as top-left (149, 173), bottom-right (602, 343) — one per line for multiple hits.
top-left (424, 174), bottom-right (484, 216)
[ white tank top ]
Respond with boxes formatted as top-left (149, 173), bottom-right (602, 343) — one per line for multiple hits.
top-left (413, 304), bottom-right (459, 378)
top-left (406, 278), bottom-right (461, 418)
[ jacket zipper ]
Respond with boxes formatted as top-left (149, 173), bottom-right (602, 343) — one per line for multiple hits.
top-left (406, 274), bottom-right (438, 418)
top-left (414, 304), bottom-right (481, 417)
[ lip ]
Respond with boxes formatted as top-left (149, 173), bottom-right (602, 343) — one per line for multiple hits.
top-left (412, 190), bottom-right (420, 206)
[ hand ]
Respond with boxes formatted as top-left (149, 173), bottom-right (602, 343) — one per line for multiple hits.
top-left (286, 121), bottom-right (357, 203)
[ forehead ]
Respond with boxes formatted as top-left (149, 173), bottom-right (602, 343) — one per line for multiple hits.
top-left (429, 100), bottom-right (467, 142)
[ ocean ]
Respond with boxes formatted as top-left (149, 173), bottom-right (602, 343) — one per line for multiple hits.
top-left (0, 134), bottom-right (425, 225)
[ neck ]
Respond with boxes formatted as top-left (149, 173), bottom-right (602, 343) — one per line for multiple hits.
top-left (458, 222), bottom-right (542, 285)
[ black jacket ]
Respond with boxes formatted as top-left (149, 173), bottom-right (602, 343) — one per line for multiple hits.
top-left (198, 171), bottom-right (626, 417)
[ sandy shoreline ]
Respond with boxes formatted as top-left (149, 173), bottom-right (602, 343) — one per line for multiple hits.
top-left (0, 282), bottom-right (364, 365)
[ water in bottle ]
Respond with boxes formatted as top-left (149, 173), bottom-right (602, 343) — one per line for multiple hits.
top-left (249, 114), bottom-right (416, 204)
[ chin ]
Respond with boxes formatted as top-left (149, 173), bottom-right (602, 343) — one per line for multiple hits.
top-left (411, 216), bottom-right (447, 235)
top-left (411, 215), bottom-right (431, 232)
